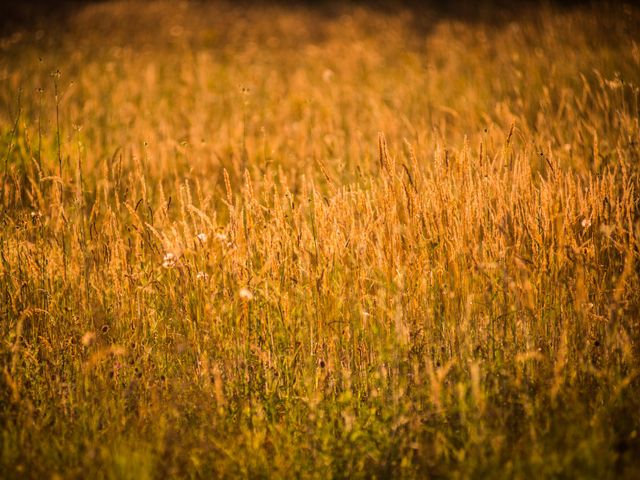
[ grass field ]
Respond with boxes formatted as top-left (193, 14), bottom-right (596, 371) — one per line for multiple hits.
top-left (1, 1), bottom-right (639, 478)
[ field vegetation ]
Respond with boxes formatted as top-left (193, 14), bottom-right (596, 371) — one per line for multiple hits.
top-left (1, 1), bottom-right (639, 478)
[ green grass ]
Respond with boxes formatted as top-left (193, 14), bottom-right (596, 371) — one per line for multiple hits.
top-left (1, 1), bottom-right (639, 478)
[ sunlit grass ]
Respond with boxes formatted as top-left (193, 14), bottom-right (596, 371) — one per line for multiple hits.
top-left (1, 1), bottom-right (639, 478)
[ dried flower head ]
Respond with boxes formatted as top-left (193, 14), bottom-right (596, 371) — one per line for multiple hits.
top-left (196, 271), bottom-right (209, 280)
top-left (239, 288), bottom-right (253, 301)
top-left (196, 232), bottom-right (208, 243)
top-left (162, 252), bottom-right (177, 268)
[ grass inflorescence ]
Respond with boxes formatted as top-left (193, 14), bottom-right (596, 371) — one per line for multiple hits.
top-left (1, 1), bottom-right (639, 478)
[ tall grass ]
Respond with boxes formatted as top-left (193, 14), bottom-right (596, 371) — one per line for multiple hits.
top-left (1, 1), bottom-right (639, 478)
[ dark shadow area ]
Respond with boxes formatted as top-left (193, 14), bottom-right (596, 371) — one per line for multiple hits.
top-left (0, 1), bottom-right (87, 37)
top-left (0, 0), bottom-right (615, 39)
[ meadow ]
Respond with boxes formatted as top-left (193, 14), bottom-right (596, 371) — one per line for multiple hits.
top-left (1, 1), bottom-right (639, 478)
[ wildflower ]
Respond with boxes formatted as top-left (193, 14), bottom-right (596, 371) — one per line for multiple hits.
top-left (196, 271), bottom-right (209, 280)
top-left (30, 210), bottom-right (42, 223)
top-left (581, 218), bottom-right (591, 229)
top-left (162, 252), bottom-right (177, 268)
top-left (215, 232), bottom-right (228, 242)
top-left (239, 287), bottom-right (253, 301)
top-left (196, 232), bottom-right (208, 243)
